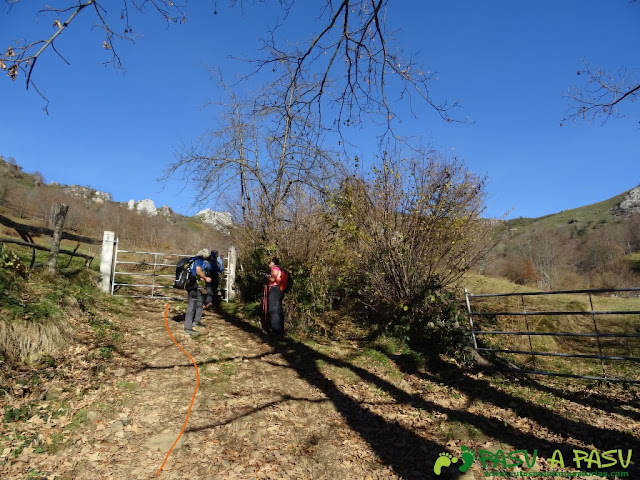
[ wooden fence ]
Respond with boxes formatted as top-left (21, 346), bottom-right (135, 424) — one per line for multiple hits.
top-left (0, 210), bottom-right (101, 268)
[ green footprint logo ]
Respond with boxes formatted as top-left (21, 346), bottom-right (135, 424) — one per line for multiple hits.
top-left (459, 445), bottom-right (475, 473)
top-left (433, 446), bottom-right (476, 475)
top-left (433, 452), bottom-right (458, 475)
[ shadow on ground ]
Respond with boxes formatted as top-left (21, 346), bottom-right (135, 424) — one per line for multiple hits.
top-left (101, 299), bottom-right (639, 478)
top-left (218, 306), bottom-right (640, 478)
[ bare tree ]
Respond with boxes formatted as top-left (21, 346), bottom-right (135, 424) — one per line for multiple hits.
top-left (163, 73), bottom-right (343, 237)
top-left (47, 203), bottom-right (69, 271)
top-left (2, 0), bottom-right (458, 130)
top-left (244, 0), bottom-right (461, 139)
top-left (328, 149), bottom-right (495, 320)
top-left (563, 61), bottom-right (640, 127)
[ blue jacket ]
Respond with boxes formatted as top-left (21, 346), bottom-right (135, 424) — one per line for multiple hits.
top-left (190, 257), bottom-right (208, 277)
top-left (206, 256), bottom-right (223, 275)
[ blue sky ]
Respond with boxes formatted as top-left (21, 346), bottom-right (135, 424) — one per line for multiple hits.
top-left (1, 0), bottom-right (638, 220)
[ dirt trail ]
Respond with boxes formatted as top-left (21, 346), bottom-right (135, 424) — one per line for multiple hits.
top-left (4, 300), bottom-right (411, 479)
top-left (3, 298), bottom-right (640, 479)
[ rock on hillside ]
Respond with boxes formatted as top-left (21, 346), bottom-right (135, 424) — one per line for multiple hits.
top-left (157, 205), bottom-right (173, 217)
top-left (127, 199), bottom-right (173, 217)
top-left (128, 199), bottom-right (157, 216)
top-left (613, 186), bottom-right (640, 216)
top-left (61, 185), bottom-right (112, 204)
top-left (195, 209), bottom-right (233, 233)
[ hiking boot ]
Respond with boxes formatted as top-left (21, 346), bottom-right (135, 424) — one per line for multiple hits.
top-left (184, 328), bottom-right (198, 335)
top-left (194, 321), bottom-right (206, 328)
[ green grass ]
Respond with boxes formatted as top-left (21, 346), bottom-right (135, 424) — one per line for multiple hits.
top-left (27, 471), bottom-right (47, 479)
top-left (505, 190), bottom-right (628, 230)
top-left (3, 405), bottom-right (32, 423)
top-left (0, 243), bottom-right (126, 364)
top-left (626, 252), bottom-right (640, 272)
top-left (220, 362), bottom-right (237, 377)
top-left (68, 409), bottom-right (89, 429)
top-left (348, 346), bottom-right (404, 382)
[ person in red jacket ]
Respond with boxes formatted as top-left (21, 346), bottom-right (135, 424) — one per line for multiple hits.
top-left (265, 257), bottom-right (285, 336)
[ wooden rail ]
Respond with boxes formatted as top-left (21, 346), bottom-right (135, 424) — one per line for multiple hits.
top-left (0, 237), bottom-right (94, 261)
top-left (0, 214), bottom-right (101, 245)
top-left (0, 212), bottom-right (100, 267)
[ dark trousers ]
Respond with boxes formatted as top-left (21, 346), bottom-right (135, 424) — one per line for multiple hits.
top-left (204, 275), bottom-right (220, 306)
top-left (267, 286), bottom-right (284, 334)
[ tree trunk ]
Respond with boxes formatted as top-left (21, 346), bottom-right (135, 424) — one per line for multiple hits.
top-left (47, 203), bottom-right (69, 271)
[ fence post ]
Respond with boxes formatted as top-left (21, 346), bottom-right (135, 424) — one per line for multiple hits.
top-left (464, 289), bottom-right (479, 351)
top-left (47, 203), bottom-right (69, 271)
top-left (100, 231), bottom-right (117, 293)
top-left (226, 246), bottom-right (237, 300)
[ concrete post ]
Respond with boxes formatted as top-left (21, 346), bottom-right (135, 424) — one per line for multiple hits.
top-left (226, 246), bottom-right (237, 300)
top-left (100, 231), bottom-right (116, 293)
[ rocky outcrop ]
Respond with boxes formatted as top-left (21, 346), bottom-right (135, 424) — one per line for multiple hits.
top-left (157, 205), bottom-right (173, 217)
top-left (93, 191), bottom-right (111, 204)
top-left (613, 186), bottom-right (640, 216)
top-left (63, 185), bottom-right (112, 204)
top-left (195, 209), bottom-right (233, 233)
top-left (127, 199), bottom-right (174, 217)
top-left (128, 199), bottom-right (157, 216)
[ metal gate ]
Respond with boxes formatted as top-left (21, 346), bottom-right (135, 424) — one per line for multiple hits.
top-left (110, 246), bottom-right (232, 301)
top-left (465, 287), bottom-right (640, 384)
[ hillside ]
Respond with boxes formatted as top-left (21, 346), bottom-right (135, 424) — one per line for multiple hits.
top-left (505, 188), bottom-right (636, 231)
top-left (3, 153), bottom-right (637, 248)
top-left (0, 156), bottom-right (235, 254)
top-left (482, 186), bottom-right (640, 292)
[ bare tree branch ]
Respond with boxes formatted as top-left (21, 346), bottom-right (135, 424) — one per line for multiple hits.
top-left (163, 72), bottom-right (345, 235)
top-left (3, 0), bottom-right (460, 138)
top-left (563, 61), bottom-right (640, 127)
top-left (242, 0), bottom-right (463, 142)
top-left (1, 0), bottom-right (185, 108)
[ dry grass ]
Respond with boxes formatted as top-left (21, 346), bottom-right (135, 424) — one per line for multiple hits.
top-left (0, 318), bottom-right (70, 364)
top-left (460, 273), bottom-right (640, 381)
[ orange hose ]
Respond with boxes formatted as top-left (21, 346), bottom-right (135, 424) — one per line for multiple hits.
top-left (155, 303), bottom-right (200, 477)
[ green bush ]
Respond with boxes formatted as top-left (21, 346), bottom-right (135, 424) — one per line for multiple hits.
top-left (401, 289), bottom-right (470, 355)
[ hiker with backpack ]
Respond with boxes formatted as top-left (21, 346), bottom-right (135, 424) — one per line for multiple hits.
top-left (263, 257), bottom-right (292, 336)
top-left (204, 250), bottom-right (224, 309)
top-left (182, 248), bottom-right (212, 335)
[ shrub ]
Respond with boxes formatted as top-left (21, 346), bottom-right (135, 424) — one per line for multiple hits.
top-left (235, 149), bottom-right (494, 353)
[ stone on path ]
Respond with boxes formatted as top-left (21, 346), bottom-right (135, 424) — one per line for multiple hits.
top-left (143, 433), bottom-right (187, 452)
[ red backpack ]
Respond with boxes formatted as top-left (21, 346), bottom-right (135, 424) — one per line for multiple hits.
top-left (279, 268), bottom-right (293, 294)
